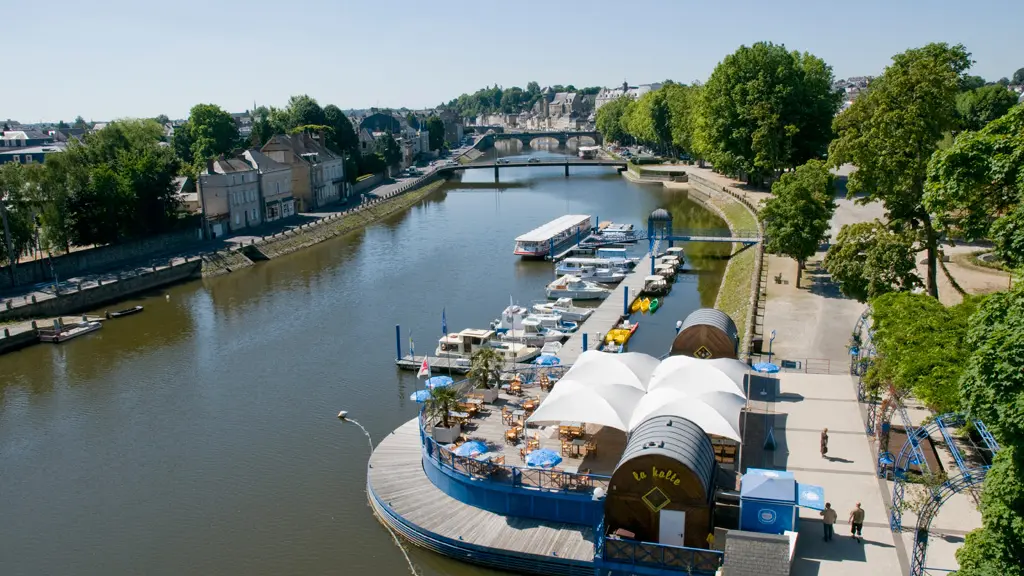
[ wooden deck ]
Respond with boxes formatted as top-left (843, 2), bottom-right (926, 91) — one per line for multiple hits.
top-left (557, 253), bottom-right (653, 364)
top-left (368, 419), bottom-right (600, 562)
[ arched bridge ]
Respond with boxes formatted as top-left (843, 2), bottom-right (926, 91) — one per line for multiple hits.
top-left (486, 131), bottom-right (603, 147)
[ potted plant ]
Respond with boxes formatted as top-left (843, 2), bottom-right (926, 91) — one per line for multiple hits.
top-left (426, 385), bottom-right (462, 444)
top-left (469, 347), bottom-right (503, 403)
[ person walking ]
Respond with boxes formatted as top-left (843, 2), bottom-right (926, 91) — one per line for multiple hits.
top-left (820, 502), bottom-right (837, 542)
top-left (820, 428), bottom-right (829, 459)
top-left (849, 503), bottom-right (865, 542)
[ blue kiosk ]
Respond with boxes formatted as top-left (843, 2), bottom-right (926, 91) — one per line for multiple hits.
top-left (739, 468), bottom-right (824, 534)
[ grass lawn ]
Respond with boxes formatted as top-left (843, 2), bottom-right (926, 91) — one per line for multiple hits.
top-left (709, 194), bottom-right (760, 345)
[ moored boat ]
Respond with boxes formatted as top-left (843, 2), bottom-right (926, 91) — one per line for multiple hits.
top-left (643, 275), bottom-right (669, 296)
top-left (106, 305), bottom-right (143, 319)
top-left (640, 297), bottom-right (651, 313)
top-left (603, 320), bottom-right (639, 345)
top-left (532, 297), bottom-right (594, 322)
top-left (38, 321), bottom-right (103, 343)
top-left (435, 328), bottom-right (540, 364)
top-left (513, 215), bottom-right (592, 258)
top-left (649, 298), bottom-right (660, 313)
top-left (546, 275), bottom-right (610, 300)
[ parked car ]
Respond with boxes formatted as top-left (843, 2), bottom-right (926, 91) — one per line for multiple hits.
top-left (527, 157), bottom-right (541, 164)
top-left (497, 158), bottom-right (510, 164)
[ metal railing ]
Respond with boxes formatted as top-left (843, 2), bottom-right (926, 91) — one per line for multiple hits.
top-left (601, 537), bottom-right (724, 573)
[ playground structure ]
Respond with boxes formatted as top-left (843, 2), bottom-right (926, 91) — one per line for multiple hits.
top-left (851, 308), bottom-right (1001, 576)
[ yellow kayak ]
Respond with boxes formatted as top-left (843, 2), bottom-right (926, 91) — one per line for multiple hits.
top-left (603, 323), bottom-right (640, 345)
top-left (630, 297), bottom-right (643, 313)
top-left (640, 297), bottom-right (651, 313)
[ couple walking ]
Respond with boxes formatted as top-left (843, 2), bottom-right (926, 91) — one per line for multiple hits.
top-left (820, 502), bottom-right (866, 542)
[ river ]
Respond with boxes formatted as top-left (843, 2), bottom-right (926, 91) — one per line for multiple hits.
top-left (0, 144), bottom-right (730, 576)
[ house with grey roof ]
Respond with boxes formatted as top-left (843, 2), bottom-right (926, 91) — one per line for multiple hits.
top-left (197, 156), bottom-right (262, 238)
top-left (261, 133), bottom-right (346, 212)
top-left (243, 149), bottom-right (296, 223)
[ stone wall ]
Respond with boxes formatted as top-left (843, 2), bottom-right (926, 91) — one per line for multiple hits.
top-left (352, 173), bottom-right (385, 195)
top-left (721, 530), bottom-right (791, 576)
top-left (0, 228), bottom-right (202, 291)
top-left (0, 260), bottom-right (201, 321)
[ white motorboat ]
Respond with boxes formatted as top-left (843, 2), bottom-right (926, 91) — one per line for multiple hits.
top-left (555, 257), bottom-right (632, 276)
top-left (533, 297), bottom-right (594, 322)
top-left (501, 317), bottom-right (569, 346)
top-left (435, 328), bottom-right (540, 364)
top-left (546, 275), bottom-right (611, 300)
top-left (540, 341), bottom-right (563, 356)
top-left (596, 248), bottom-right (640, 267)
top-left (529, 312), bottom-right (578, 333)
top-left (578, 266), bottom-right (628, 283)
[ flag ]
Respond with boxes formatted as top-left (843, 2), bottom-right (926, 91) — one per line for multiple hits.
top-left (417, 356), bottom-right (430, 379)
top-left (409, 334), bottom-right (415, 358)
top-left (442, 308), bottom-right (447, 336)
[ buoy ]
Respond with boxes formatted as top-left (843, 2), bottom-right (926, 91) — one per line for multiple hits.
top-left (337, 410), bottom-right (348, 420)
top-left (165, 294), bottom-right (170, 301)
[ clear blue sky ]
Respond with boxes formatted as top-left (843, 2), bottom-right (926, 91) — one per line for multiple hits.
top-left (8, 0), bottom-right (1023, 123)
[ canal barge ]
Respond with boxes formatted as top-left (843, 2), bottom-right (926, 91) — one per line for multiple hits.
top-left (38, 320), bottom-right (103, 343)
top-left (513, 215), bottom-right (592, 259)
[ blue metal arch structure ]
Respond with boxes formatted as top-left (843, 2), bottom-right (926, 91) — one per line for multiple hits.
top-left (888, 412), bottom-right (1000, 576)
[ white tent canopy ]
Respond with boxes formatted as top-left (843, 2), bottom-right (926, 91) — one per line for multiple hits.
top-left (527, 352), bottom-right (750, 439)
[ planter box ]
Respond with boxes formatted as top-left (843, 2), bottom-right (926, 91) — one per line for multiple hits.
top-left (477, 388), bottom-right (499, 403)
top-left (432, 423), bottom-right (462, 444)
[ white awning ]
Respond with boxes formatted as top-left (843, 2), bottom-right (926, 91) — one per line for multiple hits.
top-left (527, 380), bottom-right (644, 431)
top-left (628, 387), bottom-right (745, 441)
top-left (647, 355), bottom-right (748, 396)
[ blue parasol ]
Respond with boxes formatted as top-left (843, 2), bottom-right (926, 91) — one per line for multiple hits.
top-left (534, 355), bottom-right (561, 366)
top-left (426, 375), bottom-right (454, 389)
top-left (525, 448), bottom-right (563, 468)
top-left (409, 389), bottom-right (432, 402)
top-left (452, 440), bottom-right (488, 457)
top-left (752, 362), bottom-right (780, 374)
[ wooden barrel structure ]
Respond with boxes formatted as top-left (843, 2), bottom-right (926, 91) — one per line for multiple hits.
top-left (670, 308), bottom-right (739, 359)
top-left (604, 415), bottom-right (717, 549)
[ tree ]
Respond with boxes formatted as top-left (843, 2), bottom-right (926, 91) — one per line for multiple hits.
top-left (469, 347), bottom-right (503, 391)
top-left (867, 292), bottom-right (982, 413)
top-left (0, 163), bottom-right (40, 265)
top-left (829, 43), bottom-right (971, 298)
top-left (926, 104), bottom-right (1024, 267)
top-left (621, 89), bottom-right (671, 152)
top-left (955, 84), bottom-right (1018, 131)
top-left (663, 83), bottom-right (700, 155)
top-left (426, 385), bottom-right (462, 429)
top-left (73, 115), bottom-right (89, 130)
top-left (154, 114), bottom-right (170, 126)
top-left (374, 133), bottom-right (401, 167)
top-left (997, 77), bottom-right (1010, 87)
top-left (595, 96), bottom-right (631, 144)
top-left (425, 116), bottom-right (445, 152)
top-left (323, 104), bottom-right (358, 156)
top-left (176, 104), bottom-right (238, 172)
top-left (824, 221), bottom-right (921, 302)
top-left (696, 42), bottom-right (841, 184)
top-left (285, 94), bottom-right (325, 128)
top-left (405, 113), bottom-right (420, 130)
top-left (954, 282), bottom-right (1024, 576)
top-left (959, 74), bottom-right (987, 92)
top-left (759, 160), bottom-right (836, 286)
top-left (1014, 67), bottom-right (1024, 85)
top-left (56, 120), bottom-right (68, 130)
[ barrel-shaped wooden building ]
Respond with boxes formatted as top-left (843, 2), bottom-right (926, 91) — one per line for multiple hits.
top-left (670, 308), bottom-right (739, 359)
top-left (604, 415), bottom-right (717, 549)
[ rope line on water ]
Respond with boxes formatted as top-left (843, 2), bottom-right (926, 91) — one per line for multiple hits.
top-left (345, 417), bottom-right (419, 576)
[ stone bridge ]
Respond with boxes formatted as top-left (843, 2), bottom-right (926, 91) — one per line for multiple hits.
top-left (478, 131), bottom-right (602, 149)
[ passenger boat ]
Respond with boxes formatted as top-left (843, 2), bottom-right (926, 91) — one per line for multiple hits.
top-left (576, 266), bottom-right (627, 284)
top-left (603, 320), bottom-right (639, 345)
top-left (37, 321), bottom-right (103, 343)
top-left (592, 223), bottom-right (640, 243)
top-left (545, 275), bottom-right (611, 300)
top-left (106, 305), bottom-right (144, 319)
top-left (513, 215), bottom-right (592, 258)
top-left (532, 297), bottom-right (594, 322)
top-left (555, 257), bottom-right (632, 276)
top-left (435, 328), bottom-right (540, 363)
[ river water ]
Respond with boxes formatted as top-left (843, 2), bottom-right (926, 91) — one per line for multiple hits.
top-left (0, 144), bottom-right (729, 576)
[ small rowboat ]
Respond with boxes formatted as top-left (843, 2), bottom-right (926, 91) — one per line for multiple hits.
top-left (649, 298), bottom-right (660, 313)
top-left (107, 305), bottom-right (144, 319)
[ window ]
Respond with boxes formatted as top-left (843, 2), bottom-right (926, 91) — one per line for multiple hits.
top-left (252, 208), bottom-right (257, 221)
top-left (23, 154), bottom-right (32, 163)
top-left (276, 182), bottom-right (280, 194)
top-left (12, 155), bottom-right (19, 163)
top-left (235, 214), bottom-right (240, 225)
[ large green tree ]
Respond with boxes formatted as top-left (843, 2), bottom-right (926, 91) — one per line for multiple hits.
top-left (425, 116), bottom-right (445, 152)
top-left (956, 84), bottom-right (1019, 131)
top-left (0, 163), bottom-right (40, 265)
top-left (829, 43), bottom-right (972, 298)
top-left (759, 160), bottom-right (836, 286)
top-left (595, 96), bottom-right (631, 144)
top-left (285, 94), bottom-right (325, 127)
top-left (663, 83), bottom-right (701, 156)
top-left (696, 42), bottom-right (840, 184)
top-left (955, 282), bottom-right (1024, 576)
top-left (926, 103), bottom-right (1024, 268)
top-left (621, 89), bottom-right (671, 153)
top-left (176, 104), bottom-right (239, 172)
top-left (824, 221), bottom-right (921, 302)
top-left (323, 104), bottom-right (358, 155)
top-left (1013, 67), bottom-right (1024, 85)
top-left (374, 133), bottom-right (402, 167)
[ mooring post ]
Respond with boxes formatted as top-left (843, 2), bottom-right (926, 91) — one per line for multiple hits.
top-left (564, 163), bottom-right (569, 178)
top-left (395, 324), bottom-right (402, 360)
top-left (651, 255), bottom-right (655, 275)
top-left (582, 333), bottom-right (588, 352)
top-left (494, 165), bottom-right (499, 182)
top-left (623, 286), bottom-right (629, 315)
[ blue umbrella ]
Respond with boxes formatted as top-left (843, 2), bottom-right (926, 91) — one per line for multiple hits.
top-left (534, 355), bottom-right (561, 366)
top-left (426, 376), bottom-right (454, 389)
top-left (753, 362), bottom-right (780, 374)
top-left (525, 448), bottom-right (563, 468)
top-left (452, 440), bottom-right (488, 457)
top-left (409, 389), bottom-right (432, 402)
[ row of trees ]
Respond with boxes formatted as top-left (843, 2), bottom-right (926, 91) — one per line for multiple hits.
top-left (0, 120), bottom-right (185, 262)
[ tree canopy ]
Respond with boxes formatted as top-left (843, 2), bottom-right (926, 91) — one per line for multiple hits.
top-left (595, 96), bottom-right (631, 145)
top-left (425, 116), bottom-right (445, 152)
top-left (0, 162), bottom-right (41, 265)
top-left (695, 42), bottom-right (841, 184)
top-left (173, 104), bottom-right (239, 174)
top-left (759, 160), bottom-right (836, 285)
top-left (926, 103), bottom-right (1024, 268)
top-left (956, 84), bottom-right (1019, 131)
top-left (829, 43), bottom-right (972, 298)
top-left (374, 133), bottom-right (401, 167)
top-left (824, 221), bottom-right (921, 302)
top-left (1013, 67), bottom-right (1024, 85)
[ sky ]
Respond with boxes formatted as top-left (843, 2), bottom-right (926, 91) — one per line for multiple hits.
top-left (6, 0), bottom-right (1023, 123)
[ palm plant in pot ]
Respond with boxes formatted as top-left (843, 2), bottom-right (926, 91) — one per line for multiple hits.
top-left (469, 347), bottom-right (503, 403)
top-left (426, 385), bottom-right (463, 443)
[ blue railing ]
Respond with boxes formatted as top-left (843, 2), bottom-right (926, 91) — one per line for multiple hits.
top-left (601, 536), bottom-right (724, 574)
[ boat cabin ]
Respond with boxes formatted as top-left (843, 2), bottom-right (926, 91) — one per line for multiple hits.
top-left (558, 257), bottom-right (630, 273)
top-left (665, 247), bottom-right (684, 257)
top-left (596, 247), bottom-right (630, 261)
top-left (436, 329), bottom-right (497, 358)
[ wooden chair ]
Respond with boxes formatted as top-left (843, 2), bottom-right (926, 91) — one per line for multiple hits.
top-left (561, 440), bottom-right (572, 456)
top-left (501, 406), bottom-right (513, 425)
top-left (538, 373), bottom-right (551, 391)
top-left (492, 455), bottom-right (506, 465)
top-left (505, 429), bottom-right (519, 445)
top-left (527, 438), bottom-right (540, 451)
top-left (584, 440), bottom-right (597, 457)
top-left (519, 447), bottom-right (529, 462)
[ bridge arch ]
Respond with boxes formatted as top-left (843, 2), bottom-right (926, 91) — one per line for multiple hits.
top-left (567, 135), bottom-right (598, 147)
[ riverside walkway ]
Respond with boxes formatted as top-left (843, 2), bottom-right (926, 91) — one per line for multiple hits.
top-left (557, 253), bottom-right (652, 364)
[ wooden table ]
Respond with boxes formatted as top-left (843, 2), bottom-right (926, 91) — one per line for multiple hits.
top-left (512, 409), bottom-right (526, 422)
top-left (570, 438), bottom-right (587, 457)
